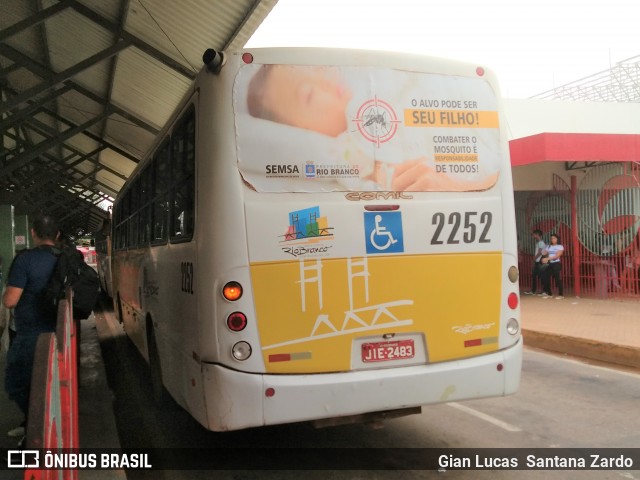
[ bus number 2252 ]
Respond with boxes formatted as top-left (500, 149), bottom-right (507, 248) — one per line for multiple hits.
top-left (430, 211), bottom-right (492, 245)
top-left (181, 262), bottom-right (194, 294)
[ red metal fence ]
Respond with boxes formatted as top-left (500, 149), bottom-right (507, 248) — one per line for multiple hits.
top-left (25, 288), bottom-right (79, 480)
top-left (517, 162), bottom-right (640, 300)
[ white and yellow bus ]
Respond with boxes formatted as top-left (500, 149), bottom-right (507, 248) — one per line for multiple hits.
top-left (95, 219), bottom-right (113, 298)
top-left (111, 48), bottom-right (522, 432)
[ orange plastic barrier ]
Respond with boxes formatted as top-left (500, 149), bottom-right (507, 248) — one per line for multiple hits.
top-left (25, 288), bottom-right (79, 480)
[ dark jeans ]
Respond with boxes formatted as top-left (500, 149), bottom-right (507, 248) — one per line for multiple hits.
top-left (543, 262), bottom-right (563, 296)
top-left (5, 334), bottom-right (39, 416)
top-left (531, 262), bottom-right (543, 293)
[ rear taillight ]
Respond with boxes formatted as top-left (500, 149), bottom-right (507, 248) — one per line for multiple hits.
top-left (223, 281), bottom-right (242, 301)
top-left (232, 341), bottom-right (252, 361)
top-left (507, 292), bottom-right (518, 309)
top-left (227, 312), bottom-right (247, 332)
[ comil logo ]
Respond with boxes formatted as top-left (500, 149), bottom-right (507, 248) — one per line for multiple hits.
top-left (345, 191), bottom-right (413, 201)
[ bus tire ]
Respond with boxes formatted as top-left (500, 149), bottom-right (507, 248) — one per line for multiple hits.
top-left (146, 319), bottom-right (166, 406)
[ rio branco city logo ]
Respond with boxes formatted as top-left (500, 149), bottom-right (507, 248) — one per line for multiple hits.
top-left (352, 96), bottom-right (401, 147)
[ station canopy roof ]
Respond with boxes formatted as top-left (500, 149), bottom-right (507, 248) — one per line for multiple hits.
top-left (0, 0), bottom-right (277, 237)
top-left (509, 133), bottom-right (640, 168)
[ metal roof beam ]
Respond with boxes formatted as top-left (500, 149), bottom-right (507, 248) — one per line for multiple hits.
top-left (43, 109), bottom-right (140, 164)
top-left (69, 0), bottom-right (197, 80)
top-left (223, 0), bottom-right (262, 50)
top-left (25, 184), bottom-right (107, 216)
top-left (90, 193), bottom-right (111, 206)
top-left (37, 109), bottom-right (140, 165)
top-left (33, 195), bottom-right (80, 217)
top-left (27, 105), bottom-right (140, 164)
top-left (0, 81), bottom-right (141, 165)
top-left (1, 129), bottom-right (113, 195)
top-left (55, 195), bottom-right (109, 223)
top-left (63, 175), bottom-right (118, 199)
top-left (12, 147), bottom-right (108, 200)
top-left (0, 83), bottom-right (74, 133)
top-left (10, 158), bottom-right (97, 200)
top-left (0, 0), bottom-right (73, 43)
top-left (0, 43), bottom-right (56, 78)
top-left (99, 0), bottom-right (131, 146)
top-left (1, 62), bottom-right (22, 76)
top-left (59, 208), bottom-right (102, 227)
top-left (0, 110), bottom-right (109, 176)
top-left (69, 80), bottom-right (159, 135)
top-left (6, 121), bottom-right (129, 182)
top-left (0, 44), bottom-right (160, 135)
top-left (0, 39), bottom-right (133, 115)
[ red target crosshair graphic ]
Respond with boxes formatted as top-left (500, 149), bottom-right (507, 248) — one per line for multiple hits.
top-left (352, 97), bottom-right (401, 147)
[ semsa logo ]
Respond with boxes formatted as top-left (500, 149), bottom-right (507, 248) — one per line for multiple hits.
top-left (266, 164), bottom-right (300, 176)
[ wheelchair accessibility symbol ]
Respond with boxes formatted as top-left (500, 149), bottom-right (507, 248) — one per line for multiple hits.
top-left (364, 211), bottom-right (404, 254)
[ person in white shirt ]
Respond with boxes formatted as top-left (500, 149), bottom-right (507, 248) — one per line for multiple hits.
top-left (541, 233), bottom-right (564, 299)
top-left (525, 229), bottom-right (546, 295)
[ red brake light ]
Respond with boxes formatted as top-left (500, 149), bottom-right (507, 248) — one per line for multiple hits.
top-left (242, 52), bottom-right (254, 64)
top-left (507, 292), bottom-right (518, 309)
top-left (227, 312), bottom-right (247, 332)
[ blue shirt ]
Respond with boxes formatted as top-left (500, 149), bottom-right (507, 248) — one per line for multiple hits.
top-left (7, 247), bottom-right (58, 335)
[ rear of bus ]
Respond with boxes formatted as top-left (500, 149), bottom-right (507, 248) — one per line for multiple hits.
top-left (199, 49), bottom-right (521, 431)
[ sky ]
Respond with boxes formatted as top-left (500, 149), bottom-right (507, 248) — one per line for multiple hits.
top-left (246, 0), bottom-right (640, 98)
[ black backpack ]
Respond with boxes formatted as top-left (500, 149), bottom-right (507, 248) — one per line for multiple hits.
top-left (39, 246), bottom-right (101, 321)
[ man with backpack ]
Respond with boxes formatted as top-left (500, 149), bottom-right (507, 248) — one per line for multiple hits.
top-left (524, 229), bottom-right (547, 296)
top-left (2, 215), bottom-right (60, 445)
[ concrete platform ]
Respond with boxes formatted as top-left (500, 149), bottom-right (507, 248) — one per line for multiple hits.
top-left (520, 294), bottom-right (640, 369)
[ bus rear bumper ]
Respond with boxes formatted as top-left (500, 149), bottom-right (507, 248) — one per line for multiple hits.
top-left (201, 338), bottom-right (522, 432)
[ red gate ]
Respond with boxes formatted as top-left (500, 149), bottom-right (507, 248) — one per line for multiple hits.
top-left (517, 162), bottom-right (640, 300)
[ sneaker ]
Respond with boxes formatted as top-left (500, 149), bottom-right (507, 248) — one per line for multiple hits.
top-left (7, 426), bottom-right (25, 438)
top-left (555, 296), bottom-right (565, 300)
top-left (523, 291), bottom-right (534, 295)
top-left (537, 293), bottom-right (545, 297)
